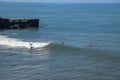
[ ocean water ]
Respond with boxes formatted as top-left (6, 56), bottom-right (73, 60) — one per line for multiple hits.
top-left (0, 2), bottom-right (120, 80)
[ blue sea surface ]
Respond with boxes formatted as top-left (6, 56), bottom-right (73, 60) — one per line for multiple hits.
top-left (0, 2), bottom-right (120, 80)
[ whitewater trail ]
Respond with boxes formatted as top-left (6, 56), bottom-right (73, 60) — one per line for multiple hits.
top-left (0, 35), bottom-right (50, 49)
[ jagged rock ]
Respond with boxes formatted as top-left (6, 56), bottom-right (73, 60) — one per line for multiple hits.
top-left (0, 17), bottom-right (39, 29)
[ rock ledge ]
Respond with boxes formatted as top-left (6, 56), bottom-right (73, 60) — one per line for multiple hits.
top-left (0, 17), bottom-right (39, 29)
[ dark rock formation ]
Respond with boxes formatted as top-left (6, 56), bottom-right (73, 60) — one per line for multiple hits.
top-left (0, 17), bottom-right (39, 29)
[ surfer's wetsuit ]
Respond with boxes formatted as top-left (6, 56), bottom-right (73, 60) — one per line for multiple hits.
top-left (30, 43), bottom-right (33, 49)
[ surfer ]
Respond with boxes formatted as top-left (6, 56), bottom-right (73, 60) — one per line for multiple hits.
top-left (89, 44), bottom-right (92, 48)
top-left (29, 43), bottom-right (33, 49)
top-left (61, 42), bottom-right (64, 46)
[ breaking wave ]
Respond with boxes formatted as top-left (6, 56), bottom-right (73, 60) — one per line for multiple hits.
top-left (0, 35), bottom-right (50, 49)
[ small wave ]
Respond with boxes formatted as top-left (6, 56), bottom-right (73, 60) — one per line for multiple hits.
top-left (45, 43), bottom-right (120, 61)
top-left (46, 43), bottom-right (119, 55)
top-left (0, 35), bottom-right (50, 49)
top-left (45, 43), bottom-right (87, 53)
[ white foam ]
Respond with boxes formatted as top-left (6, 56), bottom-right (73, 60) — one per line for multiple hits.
top-left (0, 35), bottom-right (50, 49)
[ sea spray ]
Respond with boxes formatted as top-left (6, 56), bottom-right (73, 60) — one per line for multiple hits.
top-left (0, 35), bottom-right (50, 49)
